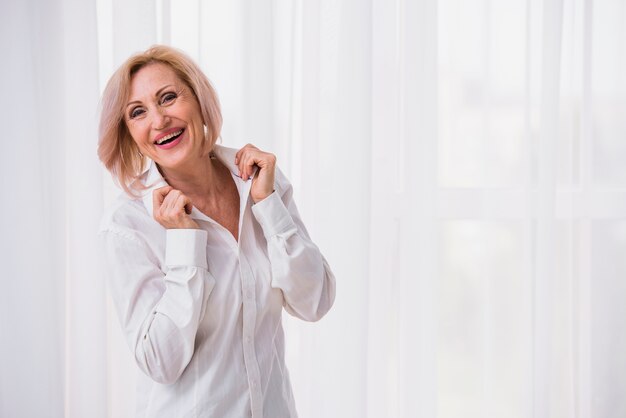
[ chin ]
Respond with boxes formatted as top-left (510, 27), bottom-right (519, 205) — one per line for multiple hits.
top-left (155, 151), bottom-right (199, 171)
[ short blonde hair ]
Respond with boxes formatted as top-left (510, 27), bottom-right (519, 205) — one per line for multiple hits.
top-left (98, 45), bottom-right (222, 196)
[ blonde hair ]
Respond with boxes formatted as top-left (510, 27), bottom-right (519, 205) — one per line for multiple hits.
top-left (98, 45), bottom-right (222, 197)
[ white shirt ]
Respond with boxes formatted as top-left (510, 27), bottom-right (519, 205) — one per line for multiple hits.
top-left (98, 145), bottom-right (336, 418)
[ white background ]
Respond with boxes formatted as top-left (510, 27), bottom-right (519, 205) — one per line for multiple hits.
top-left (1, 0), bottom-right (625, 417)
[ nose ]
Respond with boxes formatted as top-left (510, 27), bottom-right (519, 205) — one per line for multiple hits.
top-left (152, 107), bottom-right (170, 130)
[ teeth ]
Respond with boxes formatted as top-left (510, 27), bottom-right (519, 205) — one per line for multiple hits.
top-left (156, 130), bottom-right (183, 144)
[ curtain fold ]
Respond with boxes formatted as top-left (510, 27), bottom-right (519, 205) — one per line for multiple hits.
top-left (0, 3), bottom-right (66, 417)
top-left (0, 0), bottom-right (103, 417)
top-left (62, 0), bottom-right (106, 415)
top-left (534, 0), bottom-right (563, 415)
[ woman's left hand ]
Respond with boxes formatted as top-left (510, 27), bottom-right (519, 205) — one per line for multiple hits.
top-left (235, 144), bottom-right (276, 203)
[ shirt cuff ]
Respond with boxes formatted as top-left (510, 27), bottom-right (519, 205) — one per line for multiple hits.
top-left (251, 191), bottom-right (297, 239)
top-left (165, 229), bottom-right (208, 269)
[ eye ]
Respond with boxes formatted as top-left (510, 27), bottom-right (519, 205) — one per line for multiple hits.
top-left (129, 107), bottom-right (145, 119)
top-left (161, 92), bottom-right (177, 105)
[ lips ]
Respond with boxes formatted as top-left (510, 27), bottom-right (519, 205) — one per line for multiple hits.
top-left (154, 128), bottom-right (184, 150)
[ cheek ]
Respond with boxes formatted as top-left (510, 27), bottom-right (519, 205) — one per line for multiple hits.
top-left (126, 122), bottom-right (150, 145)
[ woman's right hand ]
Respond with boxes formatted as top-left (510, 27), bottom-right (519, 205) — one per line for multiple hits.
top-left (153, 186), bottom-right (200, 229)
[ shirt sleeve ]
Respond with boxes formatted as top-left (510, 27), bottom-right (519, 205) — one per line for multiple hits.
top-left (251, 169), bottom-right (336, 322)
top-left (98, 226), bottom-right (214, 384)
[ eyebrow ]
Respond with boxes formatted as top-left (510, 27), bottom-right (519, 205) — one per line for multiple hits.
top-left (126, 84), bottom-right (175, 108)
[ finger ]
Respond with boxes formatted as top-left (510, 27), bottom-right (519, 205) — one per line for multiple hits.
top-left (162, 189), bottom-right (183, 213)
top-left (235, 144), bottom-right (259, 167)
top-left (239, 150), bottom-right (254, 179)
top-left (156, 189), bottom-right (177, 219)
top-left (175, 194), bottom-right (194, 215)
top-left (236, 148), bottom-right (248, 177)
top-left (247, 151), bottom-right (272, 180)
top-left (235, 143), bottom-right (253, 166)
top-left (153, 186), bottom-right (173, 203)
top-left (240, 153), bottom-right (252, 180)
top-left (153, 186), bottom-right (173, 214)
top-left (245, 151), bottom-right (262, 180)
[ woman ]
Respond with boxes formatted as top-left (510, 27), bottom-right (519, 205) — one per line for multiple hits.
top-left (98, 45), bottom-right (335, 418)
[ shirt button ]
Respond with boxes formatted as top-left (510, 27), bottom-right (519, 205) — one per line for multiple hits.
top-left (246, 291), bottom-right (254, 299)
top-left (245, 336), bottom-right (252, 344)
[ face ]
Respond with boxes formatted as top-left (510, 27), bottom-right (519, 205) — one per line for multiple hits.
top-left (125, 62), bottom-right (206, 172)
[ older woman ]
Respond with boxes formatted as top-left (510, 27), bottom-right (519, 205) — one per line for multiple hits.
top-left (98, 45), bottom-right (335, 418)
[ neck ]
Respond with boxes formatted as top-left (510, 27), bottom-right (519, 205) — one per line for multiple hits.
top-left (157, 152), bottom-right (224, 200)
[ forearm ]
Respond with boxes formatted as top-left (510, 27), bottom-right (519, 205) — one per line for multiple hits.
top-left (133, 264), bottom-right (212, 384)
top-left (101, 227), bottom-right (214, 384)
top-left (252, 191), bottom-right (336, 321)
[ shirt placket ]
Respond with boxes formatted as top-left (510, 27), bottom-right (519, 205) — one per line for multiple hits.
top-left (239, 252), bottom-right (263, 417)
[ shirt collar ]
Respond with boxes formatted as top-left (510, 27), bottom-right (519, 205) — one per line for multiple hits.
top-left (140, 144), bottom-right (247, 219)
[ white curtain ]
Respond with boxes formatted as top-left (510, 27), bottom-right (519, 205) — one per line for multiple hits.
top-left (2, 0), bottom-right (625, 417)
top-left (0, 0), bottom-right (105, 417)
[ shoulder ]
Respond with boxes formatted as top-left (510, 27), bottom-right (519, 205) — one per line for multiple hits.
top-left (98, 190), bottom-right (152, 242)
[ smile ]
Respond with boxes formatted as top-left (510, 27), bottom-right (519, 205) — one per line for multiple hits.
top-left (155, 129), bottom-right (184, 145)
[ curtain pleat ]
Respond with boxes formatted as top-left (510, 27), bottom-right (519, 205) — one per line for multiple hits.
top-left (534, 0), bottom-right (563, 415)
top-left (0, 0), bottom-right (103, 417)
top-left (62, 0), bottom-right (106, 415)
top-left (0, 3), bottom-right (66, 418)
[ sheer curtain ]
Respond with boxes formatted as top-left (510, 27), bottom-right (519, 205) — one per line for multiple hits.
top-left (0, 0), bottom-right (104, 417)
top-left (2, 0), bottom-right (625, 417)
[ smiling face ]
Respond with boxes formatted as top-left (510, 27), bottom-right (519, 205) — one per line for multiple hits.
top-left (125, 62), bottom-right (207, 172)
